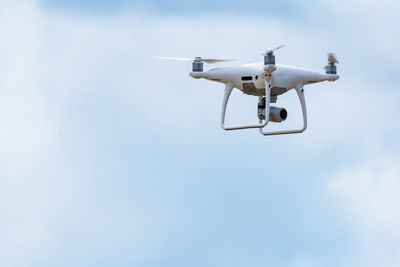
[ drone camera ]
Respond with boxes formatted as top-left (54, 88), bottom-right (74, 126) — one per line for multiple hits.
top-left (258, 97), bottom-right (287, 122)
top-left (269, 106), bottom-right (287, 122)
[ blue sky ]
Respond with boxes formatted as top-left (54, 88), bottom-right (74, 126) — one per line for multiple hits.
top-left (1, 1), bottom-right (400, 267)
top-left (42, 0), bottom-right (299, 16)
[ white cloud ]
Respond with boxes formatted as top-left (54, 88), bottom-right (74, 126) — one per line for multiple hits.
top-left (0, 1), bottom-right (51, 166)
top-left (0, 3), bottom-right (57, 265)
top-left (329, 150), bottom-right (400, 267)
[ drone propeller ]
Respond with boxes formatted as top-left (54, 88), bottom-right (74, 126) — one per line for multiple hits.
top-left (153, 56), bottom-right (234, 72)
top-left (261, 45), bottom-right (285, 56)
top-left (153, 56), bottom-right (193, 62)
top-left (325, 53), bottom-right (339, 74)
top-left (153, 56), bottom-right (234, 64)
top-left (328, 53), bottom-right (339, 64)
top-left (260, 45), bottom-right (285, 75)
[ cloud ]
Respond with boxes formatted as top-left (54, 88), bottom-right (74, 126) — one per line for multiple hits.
top-left (329, 149), bottom-right (400, 267)
top-left (0, 1), bottom-right (51, 166)
top-left (0, 2), bottom-right (53, 265)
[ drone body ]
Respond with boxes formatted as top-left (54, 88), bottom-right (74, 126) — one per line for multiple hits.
top-left (155, 47), bottom-right (339, 136)
top-left (190, 63), bottom-right (338, 96)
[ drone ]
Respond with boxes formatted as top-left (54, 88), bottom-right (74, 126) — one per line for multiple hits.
top-left (154, 45), bottom-right (339, 136)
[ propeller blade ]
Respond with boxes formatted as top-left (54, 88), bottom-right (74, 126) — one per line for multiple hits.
top-left (272, 44), bottom-right (285, 52)
top-left (262, 44), bottom-right (285, 56)
top-left (152, 56), bottom-right (193, 62)
top-left (328, 53), bottom-right (339, 64)
top-left (153, 56), bottom-right (234, 63)
top-left (202, 58), bottom-right (234, 63)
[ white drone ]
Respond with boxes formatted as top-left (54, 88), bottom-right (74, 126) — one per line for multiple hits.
top-left (154, 45), bottom-right (339, 136)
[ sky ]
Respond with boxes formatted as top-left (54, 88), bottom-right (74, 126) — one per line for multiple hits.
top-left (0, 0), bottom-right (400, 266)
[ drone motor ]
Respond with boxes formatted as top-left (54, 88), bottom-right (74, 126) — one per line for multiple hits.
top-left (263, 45), bottom-right (285, 73)
top-left (264, 53), bottom-right (276, 73)
top-left (192, 57), bottom-right (204, 72)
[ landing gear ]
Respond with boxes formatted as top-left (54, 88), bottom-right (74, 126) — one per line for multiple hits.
top-left (259, 84), bottom-right (307, 136)
top-left (221, 82), bottom-right (270, 131)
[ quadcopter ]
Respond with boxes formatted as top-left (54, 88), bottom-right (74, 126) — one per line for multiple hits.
top-left (154, 45), bottom-right (339, 136)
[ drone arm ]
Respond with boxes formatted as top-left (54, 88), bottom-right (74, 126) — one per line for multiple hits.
top-left (259, 84), bottom-right (307, 136)
top-left (221, 82), bottom-right (271, 131)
